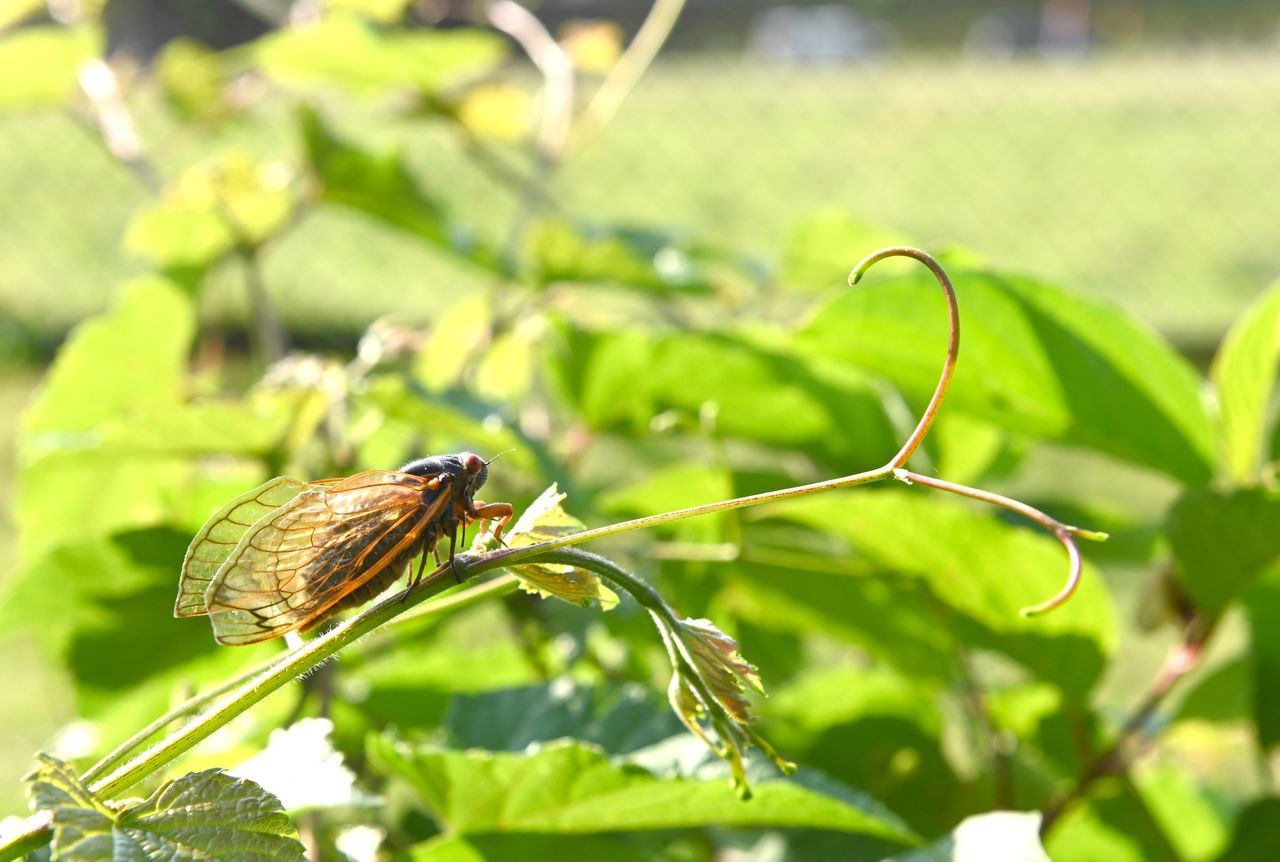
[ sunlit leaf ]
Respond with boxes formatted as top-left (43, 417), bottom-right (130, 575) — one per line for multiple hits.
top-left (504, 485), bottom-right (619, 609)
top-left (154, 38), bottom-right (229, 121)
top-left (368, 736), bottom-right (918, 845)
top-left (322, 0), bottom-right (414, 22)
top-left (0, 25), bottom-right (100, 111)
top-left (256, 14), bottom-right (504, 96)
top-left (456, 83), bottom-right (531, 142)
top-left (1130, 761), bottom-right (1231, 862)
top-left (1212, 279), bottom-right (1280, 485)
top-left (26, 754), bottom-right (305, 861)
top-left (18, 278), bottom-right (196, 554)
top-left (0, 0), bottom-right (45, 30)
top-left (781, 209), bottom-right (908, 293)
top-left (22, 277), bottom-right (192, 437)
top-left (123, 153), bottom-right (294, 274)
top-left (560, 20), bottom-right (623, 74)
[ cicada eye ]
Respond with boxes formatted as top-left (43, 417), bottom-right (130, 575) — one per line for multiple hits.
top-left (462, 453), bottom-right (485, 475)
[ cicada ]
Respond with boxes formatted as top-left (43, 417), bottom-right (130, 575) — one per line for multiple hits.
top-left (175, 453), bottom-right (513, 645)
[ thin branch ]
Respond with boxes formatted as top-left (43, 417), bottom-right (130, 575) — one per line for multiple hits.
top-left (955, 650), bottom-right (1014, 808)
top-left (569, 0), bottom-right (688, 153)
top-left (237, 245), bottom-right (289, 363)
top-left (76, 59), bottom-right (161, 193)
top-left (484, 0), bottom-right (574, 162)
top-left (483, 0), bottom-right (575, 261)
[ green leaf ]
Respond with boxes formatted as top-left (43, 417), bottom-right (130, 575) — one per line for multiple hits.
top-left (17, 278), bottom-right (197, 553)
top-left (407, 833), bottom-right (651, 862)
top-left (800, 267), bottom-right (1215, 484)
top-left (255, 14), bottom-right (504, 96)
top-left (444, 681), bottom-right (682, 755)
top-left (767, 490), bottom-right (1115, 699)
top-left (1168, 487), bottom-right (1280, 613)
top-left (1174, 656), bottom-right (1249, 725)
top-left (0, 0), bottom-right (45, 30)
top-left (322, 0), bottom-right (415, 21)
top-left (504, 485), bottom-right (619, 609)
top-left (123, 152), bottom-right (294, 274)
top-left (1213, 798), bottom-right (1280, 862)
top-left (1212, 279), bottom-right (1280, 485)
top-left (763, 667), bottom-right (958, 837)
top-left (523, 220), bottom-right (714, 294)
top-left (26, 754), bottom-right (305, 861)
top-left (333, 602), bottom-right (543, 733)
top-left (1130, 761), bottom-right (1231, 862)
top-left (154, 38), bottom-right (230, 121)
top-left (0, 530), bottom-right (238, 718)
top-left (0, 25), bottom-right (100, 111)
top-left (1244, 573), bottom-right (1280, 750)
top-left (299, 106), bottom-right (500, 270)
top-left (22, 277), bottom-right (193, 437)
top-left (414, 293), bottom-right (493, 390)
top-left (546, 327), bottom-right (899, 469)
top-left (367, 736), bottom-right (918, 845)
top-left (780, 209), bottom-right (908, 293)
top-left (885, 811), bottom-right (1050, 862)
top-left (724, 560), bottom-right (962, 684)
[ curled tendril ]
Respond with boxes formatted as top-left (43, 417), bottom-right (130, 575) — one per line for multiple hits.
top-left (853, 247), bottom-right (1106, 615)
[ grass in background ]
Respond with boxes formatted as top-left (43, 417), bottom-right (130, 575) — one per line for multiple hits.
top-left (0, 52), bottom-right (1278, 346)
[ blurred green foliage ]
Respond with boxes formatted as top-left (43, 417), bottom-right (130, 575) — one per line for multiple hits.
top-left (3, 3), bottom-right (1280, 861)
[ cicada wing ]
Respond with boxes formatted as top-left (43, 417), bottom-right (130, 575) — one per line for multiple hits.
top-left (176, 477), bottom-right (310, 618)
top-left (204, 471), bottom-right (446, 645)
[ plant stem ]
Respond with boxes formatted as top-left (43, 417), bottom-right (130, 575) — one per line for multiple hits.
top-left (569, 0), bottom-right (689, 153)
top-left (80, 665), bottom-right (262, 784)
top-left (1039, 614), bottom-right (1214, 834)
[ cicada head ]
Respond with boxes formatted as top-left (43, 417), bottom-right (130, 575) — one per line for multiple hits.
top-left (400, 451), bottom-right (491, 503)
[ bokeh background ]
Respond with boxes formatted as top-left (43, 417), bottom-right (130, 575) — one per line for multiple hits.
top-left (2, 1), bottom-right (1280, 859)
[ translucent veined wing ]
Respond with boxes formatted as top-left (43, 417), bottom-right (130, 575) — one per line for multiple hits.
top-left (204, 470), bottom-right (448, 645)
top-left (176, 477), bottom-right (311, 618)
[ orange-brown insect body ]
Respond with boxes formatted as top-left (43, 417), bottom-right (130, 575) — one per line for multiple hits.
top-left (175, 452), bottom-right (512, 645)
top-left (316, 453), bottom-right (501, 619)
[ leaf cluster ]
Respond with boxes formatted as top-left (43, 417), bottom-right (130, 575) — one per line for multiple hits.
top-left (3, 4), bottom-right (1280, 862)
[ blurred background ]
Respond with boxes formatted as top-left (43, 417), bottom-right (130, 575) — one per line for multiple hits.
top-left (3, 0), bottom-right (1279, 347)
top-left (2, 1), bottom-right (1280, 859)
